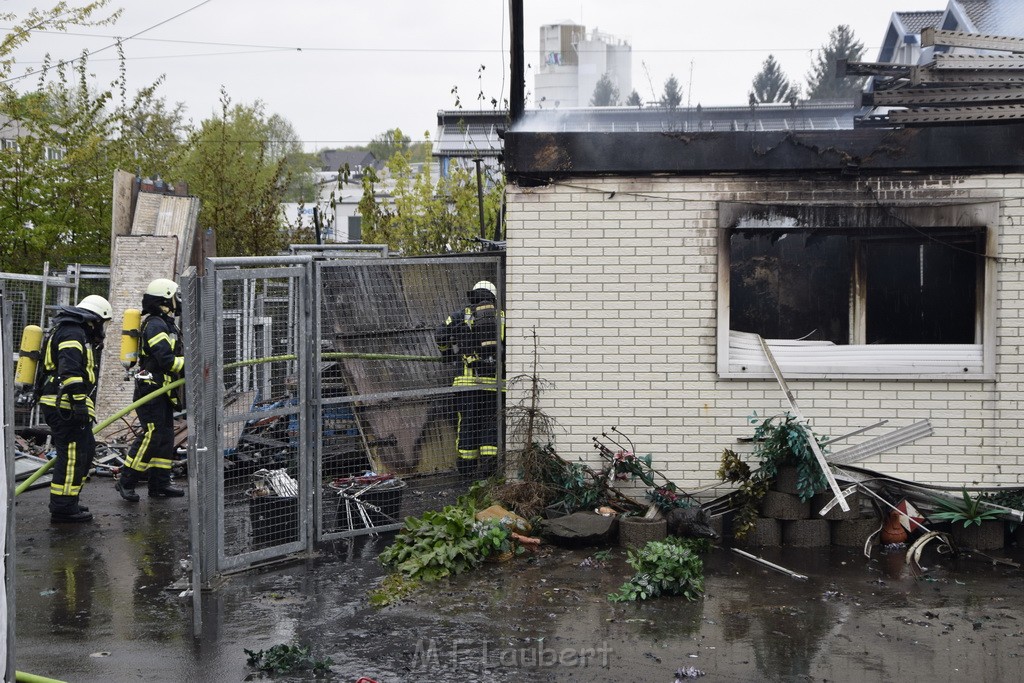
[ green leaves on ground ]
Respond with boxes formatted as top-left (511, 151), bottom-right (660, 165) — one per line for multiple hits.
top-left (244, 643), bottom-right (333, 676)
top-left (377, 504), bottom-right (510, 583)
top-left (609, 537), bottom-right (707, 603)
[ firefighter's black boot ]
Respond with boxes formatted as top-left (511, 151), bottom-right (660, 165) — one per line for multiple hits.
top-left (456, 457), bottom-right (477, 485)
top-left (148, 469), bottom-right (184, 497)
top-left (115, 469), bottom-right (141, 502)
top-left (478, 457), bottom-right (498, 480)
top-left (50, 494), bottom-right (93, 523)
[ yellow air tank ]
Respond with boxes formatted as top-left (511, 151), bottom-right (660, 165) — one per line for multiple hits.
top-left (15, 324), bottom-right (44, 386)
top-left (120, 308), bottom-right (142, 369)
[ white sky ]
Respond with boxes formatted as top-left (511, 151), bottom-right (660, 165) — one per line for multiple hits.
top-left (3, 0), bottom-right (948, 151)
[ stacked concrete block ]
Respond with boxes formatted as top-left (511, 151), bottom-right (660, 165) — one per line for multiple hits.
top-left (731, 517), bottom-right (781, 547)
top-left (760, 490), bottom-right (810, 520)
top-left (782, 519), bottom-right (831, 547)
top-left (951, 520), bottom-right (1005, 550)
top-left (832, 516), bottom-right (882, 547)
top-left (771, 466), bottom-right (801, 496)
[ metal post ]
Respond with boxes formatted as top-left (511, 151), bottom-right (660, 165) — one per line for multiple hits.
top-left (473, 158), bottom-right (486, 239)
top-left (509, 0), bottom-right (524, 123)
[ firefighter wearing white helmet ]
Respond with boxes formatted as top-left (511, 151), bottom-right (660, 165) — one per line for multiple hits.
top-left (116, 278), bottom-right (185, 501)
top-left (435, 279), bottom-right (505, 482)
top-left (37, 294), bottom-right (112, 522)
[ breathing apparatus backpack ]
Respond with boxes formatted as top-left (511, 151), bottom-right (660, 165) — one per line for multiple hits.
top-left (15, 324), bottom-right (47, 407)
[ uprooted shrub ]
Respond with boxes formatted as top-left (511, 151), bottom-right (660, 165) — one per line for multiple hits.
top-left (244, 642), bottom-right (333, 676)
top-left (609, 537), bottom-right (710, 603)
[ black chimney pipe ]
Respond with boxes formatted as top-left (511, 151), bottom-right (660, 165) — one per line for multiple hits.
top-left (509, 0), bottom-right (524, 123)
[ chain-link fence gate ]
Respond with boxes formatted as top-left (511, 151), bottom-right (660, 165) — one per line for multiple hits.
top-left (185, 253), bottom-right (503, 591)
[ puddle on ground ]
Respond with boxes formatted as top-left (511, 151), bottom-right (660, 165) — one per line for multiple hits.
top-left (13, 489), bottom-right (1024, 682)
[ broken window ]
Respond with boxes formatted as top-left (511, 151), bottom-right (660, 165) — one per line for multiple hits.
top-left (718, 202), bottom-right (995, 378)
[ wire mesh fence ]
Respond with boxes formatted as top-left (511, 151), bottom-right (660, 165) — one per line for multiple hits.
top-left (316, 257), bottom-right (503, 539)
top-left (2, 264), bottom-right (110, 428)
top-left (186, 253), bottom-right (503, 580)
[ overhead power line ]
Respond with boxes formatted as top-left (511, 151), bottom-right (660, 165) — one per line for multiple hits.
top-left (0, 0), bottom-right (215, 85)
top-left (2, 26), bottom-right (885, 56)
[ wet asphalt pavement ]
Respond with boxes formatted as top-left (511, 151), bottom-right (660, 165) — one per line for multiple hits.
top-left (12, 479), bottom-right (1024, 682)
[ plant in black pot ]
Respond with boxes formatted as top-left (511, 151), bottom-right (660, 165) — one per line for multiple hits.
top-left (929, 487), bottom-right (1005, 550)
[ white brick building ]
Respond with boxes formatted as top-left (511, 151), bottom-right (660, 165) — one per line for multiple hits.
top-left (503, 124), bottom-right (1024, 495)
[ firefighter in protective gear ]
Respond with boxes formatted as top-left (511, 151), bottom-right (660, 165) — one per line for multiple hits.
top-left (39, 294), bottom-right (112, 522)
top-left (115, 278), bottom-right (185, 501)
top-left (436, 280), bottom-right (505, 482)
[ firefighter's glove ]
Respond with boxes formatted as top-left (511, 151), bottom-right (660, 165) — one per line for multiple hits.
top-left (71, 402), bottom-right (91, 425)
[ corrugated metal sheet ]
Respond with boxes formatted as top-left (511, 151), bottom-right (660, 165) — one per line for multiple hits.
top-left (828, 420), bottom-right (934, 465)
top-left (130, 192), bottom-right (163, 234)
top-left (152, 195), bottom-right (201, 275)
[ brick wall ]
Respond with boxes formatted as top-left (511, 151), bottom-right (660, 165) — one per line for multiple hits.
top-left (504, 174), bottom-right (1024, 495)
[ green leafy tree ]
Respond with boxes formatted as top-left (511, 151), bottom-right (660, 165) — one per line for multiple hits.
top-left (264, 113), bottom-right (318, 203)
top-left (625, 90), bottom-right (643, 107)
top-left (0, 48), bottom-right (182, 272)
top-left (805, 24), bottom-right (867, 100)
top-left (590, 73), bottom-right (619, 107)
top-left (0, 1), bottom-right (127, 272)
top-left (367, 128), bottom-right (410, 163)
top-left (661, 75), bottom-right (682, 109)
top-left (0, 1), bottom-right (120, 91)
top-left (749, 55), bottom-right (799, 104)
top-left (173, 89), bottom-right (290, 257)
top-left (359, 136), bottom-right (503, 256)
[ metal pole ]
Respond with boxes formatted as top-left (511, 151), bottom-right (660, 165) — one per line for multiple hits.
top-left (473, 158), bottom-right (486, 239)
top-left (509, 0), bottom-right (524, 122)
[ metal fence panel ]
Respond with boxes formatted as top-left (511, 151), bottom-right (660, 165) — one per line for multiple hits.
top-left (315, 256), bottom-right (503, 540)
top-left (185, 253), bottom-right (503, 578)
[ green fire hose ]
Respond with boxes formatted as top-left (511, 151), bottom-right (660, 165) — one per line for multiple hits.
top-left (13, 350), bottom-right (443, 497)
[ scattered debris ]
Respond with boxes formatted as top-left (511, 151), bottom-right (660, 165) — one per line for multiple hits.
top-left (731, 548), bottom-right (807, 581)
top-left (674, 665), bottom-right (707, 679)
top-left (243, 643), bottom-right (333, 676)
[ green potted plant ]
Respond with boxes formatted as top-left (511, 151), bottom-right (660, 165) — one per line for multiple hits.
top-left (929, 487), bottom-right (1005, 550)
top-left (749, 412), bottom-right (829, 501)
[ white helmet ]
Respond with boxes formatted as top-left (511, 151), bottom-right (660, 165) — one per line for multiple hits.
top-left (472, 280), bottom-right (497, 298)
top-left (146, 278), bottom-right (179, 299)
top-left (76, 295), bottom-right (112, 321)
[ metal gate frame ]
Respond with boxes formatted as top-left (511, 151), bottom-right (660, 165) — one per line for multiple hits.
top-left (186, 256), bottom-right (315, 587)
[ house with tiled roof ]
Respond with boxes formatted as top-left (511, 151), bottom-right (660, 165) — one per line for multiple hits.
top-left (878, 0), bottom-right (1024, 67)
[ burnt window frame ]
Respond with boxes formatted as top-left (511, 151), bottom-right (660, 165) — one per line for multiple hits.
top-left (716, 201), bottom-right (997, 380)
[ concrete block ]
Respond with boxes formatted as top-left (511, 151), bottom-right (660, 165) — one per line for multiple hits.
top-left (771, 465), bottom-right (801, 495)
top-left (731, 517), bottom-right (781, 547)
top-left (832, 517), bottom-right (882, 547)
top-left (951, 520), bottom-right (1005, 550)
top-left (618, 516), bottom-right (668, 549)
top-left (760, 490), bottom-right (811, 520)
top-left (782, 519), bottom-right (831, 547)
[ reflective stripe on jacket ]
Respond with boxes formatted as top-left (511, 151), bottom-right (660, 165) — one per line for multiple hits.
top-left (38, 323), bottom-right (98, 417)
top-left (437, 302), bottom-right (505, 389)
top-left (139, 313), bottom-right (184, 391)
